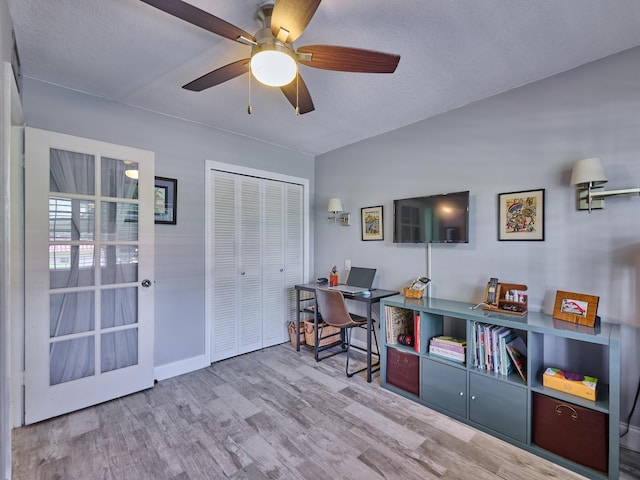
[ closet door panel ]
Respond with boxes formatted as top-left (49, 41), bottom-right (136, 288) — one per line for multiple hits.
top-left (210, 172), bottom-right (239, 361)
top-left (238, 177), bottom-right (262, 353)
top-left (262, 180), bottom-right (286, 346)
top-left (285, 183), bottom-right (304, 325)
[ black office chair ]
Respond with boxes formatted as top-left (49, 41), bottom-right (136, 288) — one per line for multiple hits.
top-left (315, 287), bottom-right (380, 377)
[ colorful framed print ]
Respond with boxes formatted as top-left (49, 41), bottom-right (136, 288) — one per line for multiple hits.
top-left (498, 188), bottom-right (545, 241)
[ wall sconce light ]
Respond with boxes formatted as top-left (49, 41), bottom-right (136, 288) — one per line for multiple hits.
top-left (570, 157), bottom-right (640, 213)
top-left (327, 197), bottom-right (351, 226)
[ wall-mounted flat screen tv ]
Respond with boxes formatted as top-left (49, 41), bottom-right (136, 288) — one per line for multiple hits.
top-left (393, 191), bottom-right (469, 243)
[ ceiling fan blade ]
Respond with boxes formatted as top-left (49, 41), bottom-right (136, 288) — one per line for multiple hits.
top-left (141, 0), bottom-right (256, 44)
top-left (183, 59), bottom-right (250, 91)
top-left (297, 45), bottom-right (400, 73)
top-left (280, 74), bottom-right (315, 115)
top-left (271, 0), bottom-right (321, 43)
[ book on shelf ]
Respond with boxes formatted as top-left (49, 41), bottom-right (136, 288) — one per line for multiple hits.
top-left (432, 336), bottom-right (467, 347)
top-left (472, 322), bottom-right (520, 377)
top-left (491, 326), bottom-right (508, 374)
top-left (505, 336), bottom-right (527, 382)
top-left (474, 323), bottom-right (488, 370)
top-left (429, 338), bottom-right (465, 354)
top-left (385, 306), bottom-right (413, 344)
top-left (428, 344), bottom-right (465, 362)
top-left (498, 330), bottom-right (517, 376)
top-left (483, 324), bottom-right (494, 371)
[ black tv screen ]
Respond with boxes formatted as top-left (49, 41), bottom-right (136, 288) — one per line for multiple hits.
top-left (393, 191), bottom-right (469, 243)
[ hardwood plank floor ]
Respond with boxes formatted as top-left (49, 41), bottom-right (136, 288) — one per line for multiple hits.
top-left (11, 343), bottom-right (640, 479)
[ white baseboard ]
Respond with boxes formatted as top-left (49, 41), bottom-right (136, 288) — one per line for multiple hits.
top-left (154, 354), bottom-right (209, 382)
top-left (621, 423), bottom-right (640, 452)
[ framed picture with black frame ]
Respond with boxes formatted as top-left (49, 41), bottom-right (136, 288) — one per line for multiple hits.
top-left (154, 176), bottom-right (177, 225)
top-left (498, 188), bottom-right (545, 241)
top-left (361, 205), bottom-right (383, 241)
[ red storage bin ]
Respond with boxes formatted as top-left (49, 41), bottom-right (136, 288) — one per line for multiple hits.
top-left (386, 347), bottom-right (419, 396)
top-left (532, 392), bottom-right (608, 474)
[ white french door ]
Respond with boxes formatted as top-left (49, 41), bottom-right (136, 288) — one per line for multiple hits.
top-left (24, 128), bottom-right (155, 424)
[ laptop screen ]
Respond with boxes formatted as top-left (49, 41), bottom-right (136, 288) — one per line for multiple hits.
top-left (346, 267), bottom-right (376, 288)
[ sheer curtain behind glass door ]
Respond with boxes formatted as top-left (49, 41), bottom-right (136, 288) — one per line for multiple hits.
top-left (49, 149), bottom-right (139, 385)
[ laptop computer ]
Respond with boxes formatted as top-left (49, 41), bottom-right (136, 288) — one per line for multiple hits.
top-left (328, 267), bottom-right (376, 294)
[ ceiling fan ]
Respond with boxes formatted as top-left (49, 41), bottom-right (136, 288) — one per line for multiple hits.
top-left (140, 0), bottom-right (401, 114)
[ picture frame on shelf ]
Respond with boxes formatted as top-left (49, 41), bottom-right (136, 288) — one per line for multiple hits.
top-left (361, 205), bottom-right (384, 241)
top-left (154, 176), bottom-right (177, 225)
top-left (552, 290), bottom-right (599, 327)
top-left (498, 188), bottom-right (545, 241)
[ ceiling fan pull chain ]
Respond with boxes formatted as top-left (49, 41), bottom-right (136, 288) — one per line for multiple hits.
top-left (295, 73), bottom-right (300, 116)
top-left (247, 63), bottom-right (253, 115)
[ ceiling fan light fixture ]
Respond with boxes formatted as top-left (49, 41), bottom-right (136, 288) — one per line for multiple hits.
top-left (250, 44), bottom-right (297, 87)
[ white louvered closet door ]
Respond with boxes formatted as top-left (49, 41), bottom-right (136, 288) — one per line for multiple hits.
top-left (209, 169), bottom-right (303, 362)
top-left (238, 176), bottom-right (263, 354)
top-left (262, 179), bottom-right (286, 348)
top-left (284, 183), bottom-right (304, 327)
top-left (210, 171), bottom-right (238, 361)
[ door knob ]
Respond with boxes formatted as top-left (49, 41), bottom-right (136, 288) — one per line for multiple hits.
top-left (141, 279), bottom-right (152, 288)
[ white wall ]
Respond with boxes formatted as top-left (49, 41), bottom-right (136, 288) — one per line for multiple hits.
top-left (0, 0), bottom-right (16, 476)
top-left (20, 78), bottom-right (315, 376)
top-left (315, 46), bottom-right (640, 432)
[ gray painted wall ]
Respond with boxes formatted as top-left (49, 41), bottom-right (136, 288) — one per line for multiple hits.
top-left (21, 78), bottom-right (315, 369)
top-left (315, 47), bottom-right (640, 430)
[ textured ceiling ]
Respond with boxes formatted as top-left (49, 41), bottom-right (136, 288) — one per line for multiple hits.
top-left (8, 0), bottom-right (640, 156)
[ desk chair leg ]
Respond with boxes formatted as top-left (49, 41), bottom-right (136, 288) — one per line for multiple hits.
top-left (370, 324), bottom-right (381, 372)
top-left (345, 327), bottom-right (354, 377)
top-left (346, 325), bottom-right (381, 378)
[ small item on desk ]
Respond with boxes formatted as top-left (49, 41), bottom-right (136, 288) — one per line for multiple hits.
top-left (316, 277), bottom-right (328, 284)
top-left (329, 266), bottom-right (339, 287)
top-left (361, 290), bottom-right (371, 297)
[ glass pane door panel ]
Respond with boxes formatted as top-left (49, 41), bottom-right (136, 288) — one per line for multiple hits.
top-left (101, 329), bottom-right (138, 372)
top-left (49, 197), bottom-right (95, 241)
top-left (50, 149), bottom-right (95, 195)
top-left (50, 292), bottom-right (95, 337)
top-left (49, 245), bottom-right (95, 288)
top-left (50, 337), bottom-right (95, 385)
top-left (101, 157), bottom-right (139, 199)
top-left (100, 245), bottom-right (138, 284)
top-left (101, 288), bottom-right (138, 328)
top-left (100, 202), bottom-right (138, 241)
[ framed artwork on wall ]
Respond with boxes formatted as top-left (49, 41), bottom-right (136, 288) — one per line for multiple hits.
top-left (361, 205), bottom-right (383, 241)
top-left (498, 188), bottom-right (545, 241)
top-left (154, 176), bottom-right (177, 225)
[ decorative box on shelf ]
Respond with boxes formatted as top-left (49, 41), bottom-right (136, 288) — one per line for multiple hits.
top-left (542, 367), bottom-right (597, 401)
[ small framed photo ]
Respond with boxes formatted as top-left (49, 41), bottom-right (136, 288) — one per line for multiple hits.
top-left (361, 206), bottom-right (384, 241)
top-left (552, 290), bottom-right (599, 327)
top-left (498, 188), bottom-right (545, 241)
top-left (154, 176), bottom-right (177, 225)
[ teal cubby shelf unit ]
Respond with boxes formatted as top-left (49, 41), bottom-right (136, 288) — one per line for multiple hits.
top-left (380, 295), bottom-right (620, 480)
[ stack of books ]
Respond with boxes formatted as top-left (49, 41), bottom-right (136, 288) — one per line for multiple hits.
top-left (429, 336), bottom-right (466, 363)
top-left (471, 322), bottom-right (527, 381)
